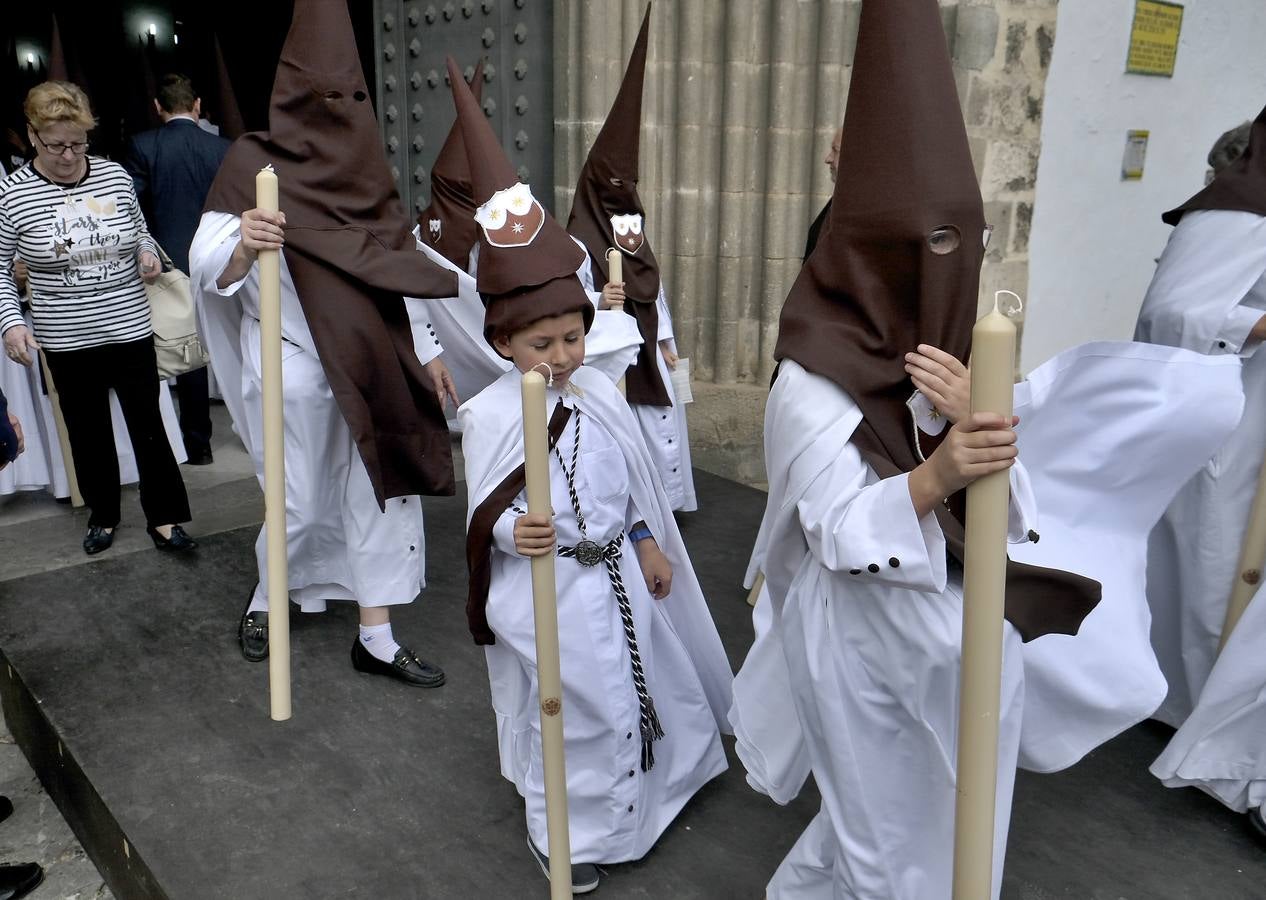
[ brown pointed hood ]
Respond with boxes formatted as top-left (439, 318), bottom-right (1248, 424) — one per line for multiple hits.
top-left (211, 33), bottom-right (246, 140)
top-left (48, 15), bottom-right (73, 84)
top-left (204, 0), bottom-right (460, 506)
top-left (417, 60), bottom-right (483, 268)
top-left (566, 5), bottom-right (669, 406)
top-left (1163, 103), bottom-right (1266, 226)
top-left (773, 0), bottom-right (1100, 642)
top-left (448, 56), bottom-right (591, 348)
top-left (775, 0), bottom-right (985, 475)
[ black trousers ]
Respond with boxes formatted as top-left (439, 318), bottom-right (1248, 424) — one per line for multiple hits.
top-left (175, 366), bottom-right (212, 456)
top-left (43, 338), bottom-right (192, 529)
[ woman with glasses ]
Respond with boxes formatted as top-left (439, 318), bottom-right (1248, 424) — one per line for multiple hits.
top-left (0, 81), bottom-right (196, 555)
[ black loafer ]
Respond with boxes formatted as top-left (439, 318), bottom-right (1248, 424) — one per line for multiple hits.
top-left (350, 638), bottom-right (445, 688)
top-left (148, 524), bottom-right (198, 552)
top-left (0, 862), bottom-right (44, 900)
top-left (238, 599), bottom-right (269, 663)
top-left (83, 525), bottom-right (114, 555)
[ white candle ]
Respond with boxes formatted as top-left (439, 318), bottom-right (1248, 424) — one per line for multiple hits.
top-left (257, 165), bottom-right (291, 723)
top-left (952, 291), bottom-right (1017, 899)
top-left (521, 370), bottom-right (572, 898)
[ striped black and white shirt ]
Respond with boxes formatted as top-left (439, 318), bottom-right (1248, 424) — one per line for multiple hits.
top-left (0, 157), bottom-right (158, 351)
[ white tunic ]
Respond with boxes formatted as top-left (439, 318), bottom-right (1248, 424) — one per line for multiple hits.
top-left (190, 211), bottom-right (426, 610)
top-left (1138, 209), bottom-right (1266, 812)
top-left (459, 366), bottom-right (731, 864)
top-left (732, 359), bottom-right (1034, 900)
top-left (571, 258), bottom-right (695, 510)
top-left (1135, 209), bottom-right (1266, 727)
top-left (1007, 342), bottom-right (1243, 773)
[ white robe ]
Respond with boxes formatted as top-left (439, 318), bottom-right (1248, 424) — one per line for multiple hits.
top-left (190, 211), bottom-right (426, 610)
top-left (1138, 209), bottom-right (1266, 812)
top-left (1135, 209), bottom-right (1266, 728)
top-left (1007, 342), bottom-right (1243, 772)
top-left (0, 318), bottom-right (186, 498)
top-left (733, 359), bottom-right (1035, 900)
top-left (459, 365), bottom-right (731, 864)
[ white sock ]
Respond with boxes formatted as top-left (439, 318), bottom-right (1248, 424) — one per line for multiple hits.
top-left (248, 587), bottom-right (269, 615)
top-left (358, 623), bottom-right (401, 663)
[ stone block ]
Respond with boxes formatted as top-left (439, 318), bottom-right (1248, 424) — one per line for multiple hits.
top-left (1012, 201), bottom-right (1033, 254)
top-left (1036, 23), bottom-right (1055, 70)
top-left (685, 381), bottom-right (770, 487)
top-left (1005, 20), bottom-right (1028, 69)
top-left (981, 140), bottom-right (1039, 195)
top-left (953, 6), bottom-right (1000, 71)
top-left (983, 200), bottom-right (1013, 262)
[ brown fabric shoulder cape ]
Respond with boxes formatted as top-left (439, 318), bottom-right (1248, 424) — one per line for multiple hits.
top-left (204, 0), bottom-right (459, 508)
top-left (1163, 103), bottom-right (1266, 226)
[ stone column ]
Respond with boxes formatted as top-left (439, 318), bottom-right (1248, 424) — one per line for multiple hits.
top-left (554, 0), bottom-right (1059, 481)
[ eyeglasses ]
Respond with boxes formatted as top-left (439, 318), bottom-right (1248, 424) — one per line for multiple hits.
top-left (31, 132), bottom-right (89, 157)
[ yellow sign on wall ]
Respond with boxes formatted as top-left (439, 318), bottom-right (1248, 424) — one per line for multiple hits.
top-left (1126, 0), bottom-right (1184, 77)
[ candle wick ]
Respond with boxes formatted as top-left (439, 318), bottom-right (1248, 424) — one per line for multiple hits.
top-left (531, 362), bottom-right (555, 387)
top-left (994, 290), bottom-right (1024, 319)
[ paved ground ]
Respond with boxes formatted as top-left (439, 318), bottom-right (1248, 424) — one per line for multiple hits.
top-left (2, 406), bottom-right (1265, 898)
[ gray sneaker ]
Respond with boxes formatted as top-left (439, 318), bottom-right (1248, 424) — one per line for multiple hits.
top-left (526, 835), bottom-right (600, 894)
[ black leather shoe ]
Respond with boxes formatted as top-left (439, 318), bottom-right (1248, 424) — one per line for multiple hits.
top-left (185, 447), bottom-right (214, 466)
top-left (238, 599), bottom-right (269, 663)
top-left (350, 638), bottom-right (445, 688)
top-left (0, 862), bottom-right (44, 900)
top-left (83, 525), bottom-right (114, 556)
top-left (148, 525), bottom-right (198, 552)
top-left (526, 835), bottom-right (600, 894)
top-left (0, 795), bottom-right (12, 825)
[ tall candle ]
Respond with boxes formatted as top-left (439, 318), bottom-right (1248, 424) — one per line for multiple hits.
top-left (1221, 459), bottom-right (1266, 651)
top-left (952, 291), bottom-right (1017, 899)
top-left (521, 370), bottom-right (572, 899)
top-left (257, 164), bottom-right (291, 723)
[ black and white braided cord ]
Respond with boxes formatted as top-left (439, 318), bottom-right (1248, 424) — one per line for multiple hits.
top-left (555, 412), bottom-right (665, 772)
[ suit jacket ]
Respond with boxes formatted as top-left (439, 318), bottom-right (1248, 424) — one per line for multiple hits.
top-left (126, 118), bottom-right (231, 274)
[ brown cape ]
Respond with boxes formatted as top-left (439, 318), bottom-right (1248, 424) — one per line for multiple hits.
top-left (203, 0), bottom-right (459, 507)
top-left (565, 6), bottom-right (670, 407)
top-left (1163, 103), bottom-right (1266, 225)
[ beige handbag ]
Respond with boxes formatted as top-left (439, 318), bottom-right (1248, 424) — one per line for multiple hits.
top-left (146, 243), bottom-right (209, 379)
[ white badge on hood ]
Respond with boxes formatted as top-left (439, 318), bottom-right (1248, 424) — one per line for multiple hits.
top-left (474, 182), bottom-right (545, 248)
top-left (610, 212), bottom-right (645, 255)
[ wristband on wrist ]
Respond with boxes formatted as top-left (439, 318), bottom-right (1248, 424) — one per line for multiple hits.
top-left (629, 526), bottom-right (654, 543)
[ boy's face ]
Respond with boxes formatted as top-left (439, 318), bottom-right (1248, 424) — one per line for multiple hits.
top-left (493, 311), bottom-right (587, 388)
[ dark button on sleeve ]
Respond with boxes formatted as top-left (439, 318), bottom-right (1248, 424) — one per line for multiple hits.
top-left (1218, 340), bottom-right (1228, 349)
top-left (1027, 529), bottom-right (1040, 544)
top-left (867, 563), bottom-right (880, 574)
top-left (888, 557), bottom-right (900, 568)
top-left (849, 568), bottom-right (861, 575)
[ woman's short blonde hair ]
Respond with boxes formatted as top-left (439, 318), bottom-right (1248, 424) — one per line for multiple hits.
top-left (24, 81), bottom-right (96, 133)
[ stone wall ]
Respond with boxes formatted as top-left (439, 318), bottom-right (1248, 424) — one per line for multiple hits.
top-left (554, 0), bottom-right (1060, 481)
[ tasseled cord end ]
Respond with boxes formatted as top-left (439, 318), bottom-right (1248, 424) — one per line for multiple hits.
top-left (639, 701), bottom-right (666, 772)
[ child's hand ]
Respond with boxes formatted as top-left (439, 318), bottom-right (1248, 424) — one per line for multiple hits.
top-left (908, 412), bottom-right (1018, 517)
top-left (659, 340), bottom-right (678, 370)
top-left (904, 344), bottom-right (969, 424)
top-left (601, 280), bottom-right (626, 310)
top-left (513, 513), bottom-right (556, 557)
top-left (635, 538), bottom-right (673, 599)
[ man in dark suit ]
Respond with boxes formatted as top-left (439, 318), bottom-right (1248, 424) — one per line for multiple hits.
top-left (126, 74), bottom-right (231, 465)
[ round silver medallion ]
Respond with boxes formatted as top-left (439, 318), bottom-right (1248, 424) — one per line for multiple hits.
top-left (574, 539), bottom-right (603, 567)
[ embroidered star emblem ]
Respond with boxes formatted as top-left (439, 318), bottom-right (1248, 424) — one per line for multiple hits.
top-left (928, 408), bottom-right (941, 420)
top-left (511, 221), bottom-right (524, 234)
top-left (53, 241), bottom-right (69, 257)
top-left (626, 236), bottom-right (637, 246)
top-left (489, 209), bottom-right (502, 224)
top-left (64, 236), bottom-right (75, 248)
